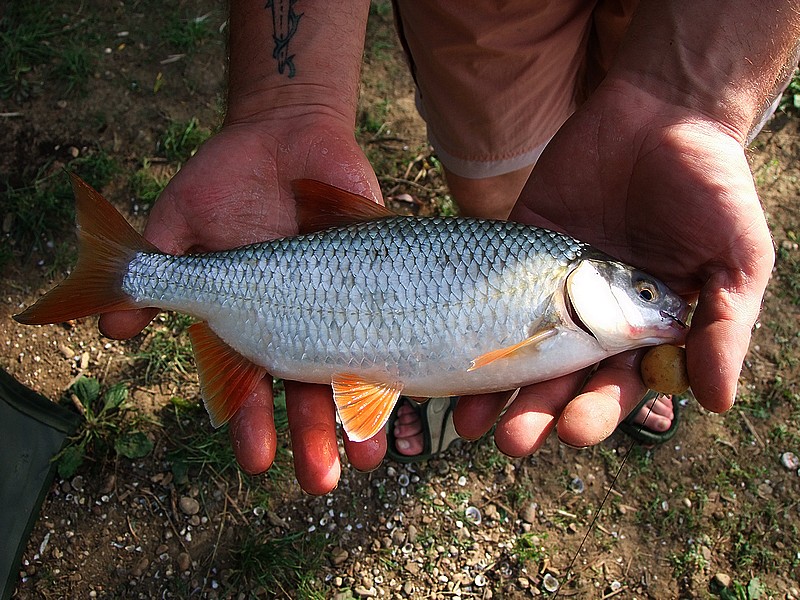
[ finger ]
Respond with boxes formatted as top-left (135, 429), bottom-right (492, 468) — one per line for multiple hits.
top-left (228, 376), bottom-right (277, 474)
top-left (285, 381), bottom-right (341, 495)
top-left (495, 370), bottom-right (587, 457)
top-left (343, 425), bottom-right (387, 473)
top-left (557, 352), bottom-right (647, 447)
top-left (686, 269), bottom-right (769, 413)
top-left (98, 308), bottom-right (159, 340)
top-left (453, 392), bottom-right (510, 440)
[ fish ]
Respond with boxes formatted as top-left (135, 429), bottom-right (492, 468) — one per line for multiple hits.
top-left (14, 174), bottom-right (690, 443)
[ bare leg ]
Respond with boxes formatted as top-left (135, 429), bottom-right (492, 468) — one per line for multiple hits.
top-left (443, 165), bottom-right (533, 219)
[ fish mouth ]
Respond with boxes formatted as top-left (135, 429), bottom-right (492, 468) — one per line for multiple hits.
top-left (661, 310), bottom-right (688, 329)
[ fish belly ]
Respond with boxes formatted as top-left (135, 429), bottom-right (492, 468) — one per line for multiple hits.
top-left (122, 217), bottom-right (597, 393)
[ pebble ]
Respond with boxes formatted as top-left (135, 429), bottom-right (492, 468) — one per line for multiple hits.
top-left (522, 502), bottom-right (538, 524)
top-left (177, 552), bottom-right (191, 572)
top-left (179, 497), bottom-right (200, 516)
top-left (60, 344), bottom-right (75, 359)
top-left (353, 585), bottom-right (377, 598)
top-left (330, 547), bottom-right (349, 566)
top-left (712, 572), bottom-right (731, 588)
top-left (130, 557), bottom-right (149, 578)
top-left (403, 581), bottom-right (414, 595)
top-left (781, 451), bottom-right (800, 470)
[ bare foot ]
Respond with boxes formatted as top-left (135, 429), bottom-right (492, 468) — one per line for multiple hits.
top-left (627, 394), bottom-right (675, 432)
top-left (391, 394), bottom-right (677, 458)
top-left (392, 401), bottom-right (425, 456)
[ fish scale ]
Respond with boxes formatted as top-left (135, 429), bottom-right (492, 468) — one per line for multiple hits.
top-left (121, 217), bottom-right (584, 391)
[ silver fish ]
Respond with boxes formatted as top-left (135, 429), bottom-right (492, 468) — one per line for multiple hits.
top-left (15, 175), bottom-right (689, 442)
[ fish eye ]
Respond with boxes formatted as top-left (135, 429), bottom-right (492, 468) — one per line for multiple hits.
top-left (635, 279), bottom-right (658, 303)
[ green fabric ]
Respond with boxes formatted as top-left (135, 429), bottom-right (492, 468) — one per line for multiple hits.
top-left (0, 368), bottom-right (79, 600)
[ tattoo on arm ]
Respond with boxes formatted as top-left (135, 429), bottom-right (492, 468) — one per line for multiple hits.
top-left (265, 0), bottom-right (303, 78)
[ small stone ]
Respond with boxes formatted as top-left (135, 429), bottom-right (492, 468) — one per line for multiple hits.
top-left (522, 502), bottom-right (538, 524)
top-left (682, 497), bottom-right (692, 508)
top-left (56, 100), bottom-right (68, 109)
top-left (407, 525), bottom-right (418, 543)
top-left (176, 552), bottom-right (191, 572)
top-left (67, 146), bottom-right (80, 158)
top-left (712, 573), bottom-right (731, 588)
top-left (330, 547), bottom-right (348, 566)
top-left (781, 452), bottom-right (800, 470)
top-left (60, 345), bottom-right (75, 359)
top-left (80, 351), bottom-right (90, 370)
top-left (403, 581), bottom-right (414, 595)
top-left (179, 497), bottom-right (200, 516)
top-left (542, 573), bottom-right (559, 593)
top-left (353, 585), bottom-right (377, 598)
top-left (517, 576), bottom-right (530, 589)
top-left (131, 557), bottom-right (149, 578)
top-left (71, 475), bottom-right (85, 492)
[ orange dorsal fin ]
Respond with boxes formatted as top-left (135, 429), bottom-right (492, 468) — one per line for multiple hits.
top-left (188, 322), bottom-right (268, 427)
top-left (468, 327), bottom-right (558, 371)
top-left (13, 173), bottom-right (156, 325)
top-left (291, 179), bottom-right (394, 234)
top-left (331, 373), bottom-right (403, 442)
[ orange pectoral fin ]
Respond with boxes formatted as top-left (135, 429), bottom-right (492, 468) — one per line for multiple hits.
top-left (468, 327), bottom-right (558, 372)
top-left (331, 373), bottom-right (403, 443)
top-left (188, 322), bottom-right (268, 428)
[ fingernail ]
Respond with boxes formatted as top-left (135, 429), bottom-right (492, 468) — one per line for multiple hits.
top-left (396, 439), bottom-right (410, 451)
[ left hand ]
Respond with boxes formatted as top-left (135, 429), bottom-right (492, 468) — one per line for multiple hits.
top-left (452, 78), bottom-right (775, 454)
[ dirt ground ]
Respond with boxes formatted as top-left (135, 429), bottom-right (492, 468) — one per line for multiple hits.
top-left (2, 2), bottom-right (800, 599)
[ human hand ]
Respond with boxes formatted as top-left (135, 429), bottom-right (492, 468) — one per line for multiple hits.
top-left (99, 118), bottom-right (387, 493)
top-left (452, 78), bottom-right (774, 454)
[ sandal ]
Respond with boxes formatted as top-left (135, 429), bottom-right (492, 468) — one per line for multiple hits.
top-left (386, 396), bottom-right (460, 463)
top-left (618, 390), bottom-right (680, 446)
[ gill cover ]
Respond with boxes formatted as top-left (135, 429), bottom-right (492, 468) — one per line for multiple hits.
top-left (566, 259), bottom-right (687, 350)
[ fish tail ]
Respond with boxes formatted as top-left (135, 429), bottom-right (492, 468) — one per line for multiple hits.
top-left (13, 173), bottom-right (157, 325)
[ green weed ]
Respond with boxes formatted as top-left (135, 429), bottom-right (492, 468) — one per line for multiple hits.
top-left (136, 312), bottom-right (196, 384)
top-left (56, 376), bottom-right (154, 478)
top-left (514, 532), bottom-right (549, 565)
top-left (129, 159), bottom-right (172, 209)
top-left (159, 117), bottom-right (211, 164)
top-left (229, 530), bottom-right (330, 598)
top-left (164, 12), bottom-right (213, 53)
top-left (0, 3), bottom-right (60, 100)
top-left (779, 68), bottom-right (800, 115)
top-left (55, 44), bottom-right (94, 96)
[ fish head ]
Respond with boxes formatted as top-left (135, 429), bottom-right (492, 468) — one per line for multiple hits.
top-left (565, 259), bottom-right (690, 351)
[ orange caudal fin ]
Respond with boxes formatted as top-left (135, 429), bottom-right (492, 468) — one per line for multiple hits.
top-left (13, 173), bottom-right (157, 325)
top-left (291, 179), bottom-right (394, 234)
top-left (188, 322), bottom-right (268, 428)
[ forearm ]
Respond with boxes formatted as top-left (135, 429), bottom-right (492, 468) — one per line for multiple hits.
top-left (226, 0), bottom-right (371, 126)
top-left (611, 0), bottom-right (800, 142)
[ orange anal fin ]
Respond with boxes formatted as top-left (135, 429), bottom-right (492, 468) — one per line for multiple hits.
top-left (188, 322), bottom-right (267, 428)
top-left (468, 327), bottom-right (558, 372)
top-left (292, 179), bottom-right (395, 234)
top-left (331, 373), bottom-right (403, 443)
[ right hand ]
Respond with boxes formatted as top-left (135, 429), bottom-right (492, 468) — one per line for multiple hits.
top-left (99, 117), bottom-right (386, 494)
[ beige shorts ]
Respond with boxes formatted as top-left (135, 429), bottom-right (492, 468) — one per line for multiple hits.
top-left (393, 0), bottom-right (638, 178)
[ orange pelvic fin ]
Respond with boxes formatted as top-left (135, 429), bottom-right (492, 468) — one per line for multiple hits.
top-left (13, 173), bottom-right (158, 325)
top-left (331, 373), bottom-right (403, 442)
top-left (291, 179), bottom-right (394, 234)
top-left (468, 327), bottom-right (558, 371)
top-left (188, 321), bottom-right (267, 428)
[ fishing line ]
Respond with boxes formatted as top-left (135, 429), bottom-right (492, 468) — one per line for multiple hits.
top-left (555, 394), bottom-right (660, 598)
